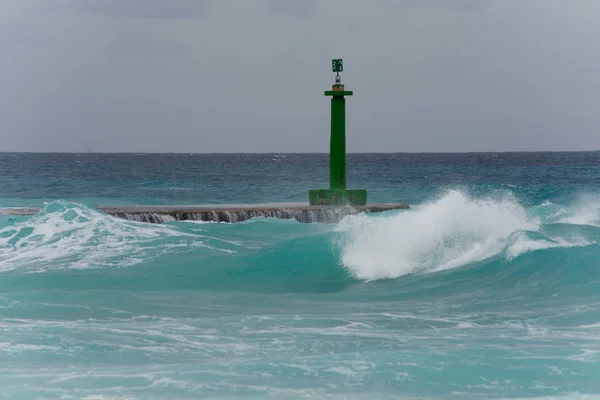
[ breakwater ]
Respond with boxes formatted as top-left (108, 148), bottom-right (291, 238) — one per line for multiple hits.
top-left (0, 203), bottom-right (410, 223)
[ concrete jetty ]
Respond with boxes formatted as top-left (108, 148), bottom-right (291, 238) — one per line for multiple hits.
top-left (0, 203), bottom-right (410, 224)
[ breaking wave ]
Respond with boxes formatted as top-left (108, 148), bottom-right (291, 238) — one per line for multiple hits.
top-left (1, 191), bottom-right (599, 287)
top-left (0, 201), bottom-right (218, 273)
top-left (338, 190), bottom-right (595, 281)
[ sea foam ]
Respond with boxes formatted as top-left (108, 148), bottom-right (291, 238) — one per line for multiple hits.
top-left (337, 190), bottom-right (591, 281)
top-left (0, 201), bottom-right (197, 273)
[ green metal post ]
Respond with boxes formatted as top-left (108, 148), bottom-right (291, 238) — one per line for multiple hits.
top-left (325, 59), bottom-right (352, 189)
top-left (330, 95), bottom-right (346, 189)
top-left (309, 59), bottom-right (366, 206)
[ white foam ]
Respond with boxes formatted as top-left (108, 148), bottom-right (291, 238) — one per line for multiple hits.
top-left (325, 366), bottom-right (359, 377)
top-left (337, 190), bottom-right (599, 280)
top-left (556, 193), bottom-right (600, 227)
top-left (500, 394), bottom-right (600, 400)
top-left (506, 232), bottom-right (592, 260)
top-left (0, 201), bottom-right (210, 273)
top-left (337, 190), bottom-right (540, 280)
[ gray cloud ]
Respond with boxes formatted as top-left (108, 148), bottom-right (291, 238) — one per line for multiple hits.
top-left (1, 0), bottom-right (600, 152)
top-left (400, 0), bottom-right (492, 12)
top-left (46, 0), bottom-right (211, 20)
top-left (267, 0), bottom-right (318, 17)
top-left (108, 31), bottom-right (191, 59)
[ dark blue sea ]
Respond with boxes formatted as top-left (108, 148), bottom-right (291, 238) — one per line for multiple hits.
top-left (1, 152), bottom-right (600, 399)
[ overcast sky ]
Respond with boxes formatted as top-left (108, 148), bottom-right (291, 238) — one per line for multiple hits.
top-left (1, 0), bottom-right (600, 152)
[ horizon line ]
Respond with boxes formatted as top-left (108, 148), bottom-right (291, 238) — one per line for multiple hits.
top-left (1, 150), bottom-right (599, 155)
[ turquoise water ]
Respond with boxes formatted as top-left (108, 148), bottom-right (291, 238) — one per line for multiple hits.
top-left (1, 153), bottom-right (600, 399)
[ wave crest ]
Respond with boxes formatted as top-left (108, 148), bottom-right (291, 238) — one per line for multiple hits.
top-left (0, 201), bottom-right (196, 273)
top-left (337, 190), bottom-right (591, 281)
top-left (554, 193), bottom-right (600, 227)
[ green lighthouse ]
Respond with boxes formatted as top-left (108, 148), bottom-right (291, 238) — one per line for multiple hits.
top-left (309, 59), bottom-right (367, 206)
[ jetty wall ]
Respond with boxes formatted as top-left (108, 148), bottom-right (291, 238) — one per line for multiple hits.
top-left (0, 203), bottom-right (409, 224)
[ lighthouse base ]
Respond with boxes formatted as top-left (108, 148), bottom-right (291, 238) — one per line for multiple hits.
top-left (309, 189), bottom-right (367, 206)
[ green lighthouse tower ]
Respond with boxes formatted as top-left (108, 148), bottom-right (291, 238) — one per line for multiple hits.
top-left (309, 59), bottom-right (367, 206)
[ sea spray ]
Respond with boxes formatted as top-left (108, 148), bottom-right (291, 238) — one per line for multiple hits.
top-left (0, 201), bottom-right (205, 273)
top-left (336, 190), bottom-right (593, 281)
top-left (555, 192), bottom-right (600, 227)
top-left (505, 231), bottom-right (592, 260)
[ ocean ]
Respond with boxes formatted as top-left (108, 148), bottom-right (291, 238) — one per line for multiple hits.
top-left (0, 152), bottom-right (599, 399)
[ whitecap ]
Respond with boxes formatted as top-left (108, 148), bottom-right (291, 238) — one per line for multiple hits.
top-left (0, 201), bottom-right (218, 273)
top-left (337, 190), bottom-right (540, 280)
